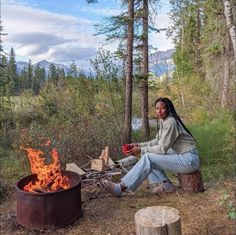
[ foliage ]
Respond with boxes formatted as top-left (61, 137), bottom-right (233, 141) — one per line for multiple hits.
top-left (219, 191), bottom-right (236, 220)
top-left (11, 73), bottom-right (125, 168)
top-left (168, 0), bottom-right (235, 110)
top-left (189, 112), bottom-right (235, 182)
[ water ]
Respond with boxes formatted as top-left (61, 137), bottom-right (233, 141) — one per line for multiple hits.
top-left (132, 117), bottom-right (157, 130)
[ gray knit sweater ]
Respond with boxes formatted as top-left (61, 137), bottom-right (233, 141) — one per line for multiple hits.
top-left (139, 115), bottom-right (196, 155)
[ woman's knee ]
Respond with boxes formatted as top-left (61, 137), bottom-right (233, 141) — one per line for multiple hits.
top-left (142, 153), bottom-right (150, 160)
top-left (141, 153), bottom-right (159, 164)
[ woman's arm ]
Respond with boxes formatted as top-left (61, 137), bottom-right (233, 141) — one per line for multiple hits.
top-left (141, 119), bottom-right (179, 155)
top-left (137, 124), bottom-right (161, 147)
top-left (138, 137), bottom-right (158, 147)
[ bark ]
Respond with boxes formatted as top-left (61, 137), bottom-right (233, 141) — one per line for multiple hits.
top-left (123, 0), bottom-right (134, 143)
top-left (195, 4), bottom-right (201, 69)
top-left (222, 0), bottom-right (236, 57)
top-left (221, 33), bottom-right (230, 108)
top-left (140, 0), bottom-right (150, 140)
top-left (178, 170), bottom-right (204, 193)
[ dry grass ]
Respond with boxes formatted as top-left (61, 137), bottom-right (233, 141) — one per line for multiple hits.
top-left (0, 178), bottom-right (235, 235)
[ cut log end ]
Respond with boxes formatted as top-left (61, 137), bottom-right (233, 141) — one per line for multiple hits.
top-left (135, 206), bottom-right (182, 235)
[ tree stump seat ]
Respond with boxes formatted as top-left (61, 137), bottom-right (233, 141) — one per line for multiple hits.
top-left (177, 170), bottom-right (204, 193)
top-left (135, 206), bottom-right (182, 235)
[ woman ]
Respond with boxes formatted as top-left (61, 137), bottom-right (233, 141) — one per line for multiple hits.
top-left (103, 97), bottom-right (200, 197)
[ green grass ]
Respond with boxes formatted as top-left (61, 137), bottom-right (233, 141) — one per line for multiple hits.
top-left (0, 149), bottom-right (29, 182)
top-left (189, 112), bottom-right (235, 182)
top-left (0, 94), bottom-right (39, 112)
top-left (0, 146), bottom-right (30, 199)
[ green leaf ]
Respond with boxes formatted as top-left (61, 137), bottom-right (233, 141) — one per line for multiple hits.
top-left (228, 211), bottom-right (236, 220)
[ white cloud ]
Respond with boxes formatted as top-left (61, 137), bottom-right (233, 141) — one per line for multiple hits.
top-left (1, 0), bottom-right (174, 69)
top-left (80, 7), bottom-right (123, 17)
top-left (1, 1), bottom-right (103, 66)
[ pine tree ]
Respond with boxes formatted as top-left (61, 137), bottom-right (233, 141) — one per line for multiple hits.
top-left (18, 67), bottom-right (28, 93)
top-left (123, 0), bottom-right (134, 143)
top-left (0, 55), bottom-right (8, 96)
top-left (67, 62), bottom-right (78, 79)
top-left (139, 0), bottom-right (150, 140)
top-left (48, 63), bottom-right (58, 83)
top-left (33, 64), bottom-right (46, 95)
top-left (26, 60), bottom-right (33, 91)
top-left (6, 48), bottom-right (17, 95)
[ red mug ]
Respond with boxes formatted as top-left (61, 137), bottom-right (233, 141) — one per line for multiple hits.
top-left (122, 144), bottom-right (133, 155)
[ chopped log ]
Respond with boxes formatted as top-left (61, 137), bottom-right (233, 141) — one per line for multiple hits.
top-left (66, 163), bottom-right (86, 177)
top-left (104, 146), bottom-right (109, 165)
top-left (91, 159), bottom-right (105, 171)
top-left (177, 170), bottom-right (204, 193)
top-left (99, 149), bottom-right (105, 160)
top-left (108, 158), bottom-right (115, 166)
top-left (98, 146), bottom-right (115, 166)
top-left (135, 206), bottom-right (182, 235)
top-left (99, 146), bottom-right (109, 165)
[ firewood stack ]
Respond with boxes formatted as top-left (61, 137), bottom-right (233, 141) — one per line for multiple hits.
top-left (66, 146), bottom-right (133, 201)
top-left (90, 146), bottom-right (114, 171)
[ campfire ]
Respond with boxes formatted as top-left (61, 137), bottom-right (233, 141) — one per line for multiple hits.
top-left (16, 142), bottom-right (82, 228)
top-left (20, 145), bottom-right (70, 193)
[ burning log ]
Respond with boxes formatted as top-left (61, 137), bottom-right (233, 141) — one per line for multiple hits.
top-left (20, 145), bottom-right (70, 193)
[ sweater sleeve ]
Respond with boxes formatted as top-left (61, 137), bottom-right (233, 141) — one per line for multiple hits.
top-left (140, 120), bottom-right (179, 154)
top-left (138, 136), bottom-right (159, 147)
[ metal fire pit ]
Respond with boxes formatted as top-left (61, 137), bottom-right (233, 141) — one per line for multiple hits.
top-left (16, 170), bottom-right (82, 228)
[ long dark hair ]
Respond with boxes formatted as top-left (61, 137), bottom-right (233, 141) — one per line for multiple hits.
top-left (155, 97), bottom-right (195, 139)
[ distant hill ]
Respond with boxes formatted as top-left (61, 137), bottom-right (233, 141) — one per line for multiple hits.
top-left (16, 60), bottom-right (92, 76)
top-left (16, 49), bottom-right (175, 77)
top-left (36, 60), bottom-right (69, 72)
top-left (16, 60), bottom-right (69, 75)
top-left (149, 49), bottom-right (175, 77)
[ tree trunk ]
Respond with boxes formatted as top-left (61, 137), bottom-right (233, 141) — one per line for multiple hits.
top-left (140, 0), bottom-right (150, 140)
top-left (222, 0), bottom-right (236, 57)
top-left (123, 0), bottom-right (134, 143)
top-left (135, 206), bottom-right (182, 235)
top-left (195, 2), bottom-right (202, 71)
top-left (178, 170), bottom-right (204, 193)
top-left (221, 33), bottom-right (230, 108)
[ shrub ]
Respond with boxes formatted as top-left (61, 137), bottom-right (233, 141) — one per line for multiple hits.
top-left (189, 111), bottom-right (235, 182)
top-left (13, 78), bottom-right (125, 167)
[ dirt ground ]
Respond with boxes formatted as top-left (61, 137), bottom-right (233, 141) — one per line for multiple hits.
top-left (0, 178), bottom-right (235, 235)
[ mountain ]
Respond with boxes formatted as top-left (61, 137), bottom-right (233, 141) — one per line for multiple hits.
top-left (149, 49), bottom-right (175, 77)
top-left (15, 60), bottom-right (69, 75)
top-left (16, 49), bottom-right (175, 77)
top-left (16, 60), bottom-right (91, 76)
top-left (16, 61), bottom-right (28, 72)
top-left (36, 60), bottom-right (69, 73)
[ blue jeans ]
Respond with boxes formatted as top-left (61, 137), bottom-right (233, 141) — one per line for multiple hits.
top-left (121, 149), bottom-right (200, 192)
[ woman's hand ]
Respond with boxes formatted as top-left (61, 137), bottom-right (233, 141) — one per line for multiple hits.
top-left (126, 145), bottom-right (141, 156)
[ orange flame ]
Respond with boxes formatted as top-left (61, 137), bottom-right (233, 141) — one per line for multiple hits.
top-left (20, 146), bottom-right (70, 192)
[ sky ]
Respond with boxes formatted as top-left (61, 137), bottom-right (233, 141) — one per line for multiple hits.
top-left (1, 0), bottom-right (174, 70)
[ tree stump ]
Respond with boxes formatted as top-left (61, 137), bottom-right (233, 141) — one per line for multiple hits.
top-left (135, 206), bottom-right (182, 235)
top-left (178, 170), bottom-right (204, 193)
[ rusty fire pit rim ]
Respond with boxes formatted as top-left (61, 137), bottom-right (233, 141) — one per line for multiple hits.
top-left (15, 170), bottom-right (81, 196)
